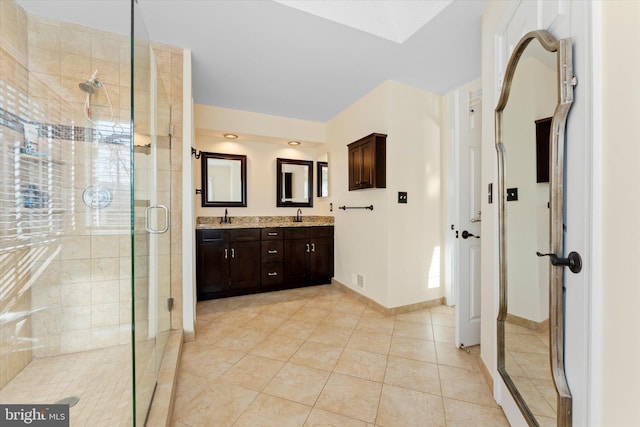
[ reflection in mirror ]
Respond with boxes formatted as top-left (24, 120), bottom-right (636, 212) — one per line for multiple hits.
top-left (201, 152), bottom-right (247, 207)
top-left (277, 158), bottom-right (313, 207)
top-left (317, 161), bottom-right (328, 197)
top-left (496, 30), bottom-right (574, 426)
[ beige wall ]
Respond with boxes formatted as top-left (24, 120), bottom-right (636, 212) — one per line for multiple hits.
top-left (596, 1), bottom-right (640, 424)
top-left (327, 81), bottom-right (444, 309)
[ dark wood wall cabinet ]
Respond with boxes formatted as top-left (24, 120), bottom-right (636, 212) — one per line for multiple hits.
top-left (347, 133), bottom-right (386, 190)
top-left (196, 226), bottom-right (334, 300)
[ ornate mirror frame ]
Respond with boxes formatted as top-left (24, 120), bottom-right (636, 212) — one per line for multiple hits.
top-left (495, 30), bottom-right (575, 426)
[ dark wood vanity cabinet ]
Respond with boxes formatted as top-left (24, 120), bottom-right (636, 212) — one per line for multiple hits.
top-left (196, 228), bottom-right (261, 299)
top-left (348, 133), bottom-right (386, 190)
top-left (283, 226), bottom-right (334, 286)
top-left (196, 226), bottom-right (334, 300)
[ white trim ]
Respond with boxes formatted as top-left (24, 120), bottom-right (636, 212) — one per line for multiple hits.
top-left (588, 1), bottom-right (603, 424)
top-left (181, 49), bottom-right (196, 341)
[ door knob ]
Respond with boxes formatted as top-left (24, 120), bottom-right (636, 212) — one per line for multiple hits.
top-left (536, 251), bottom-right (582, 274)
top-left (461, 230), bottom-right (480, 239)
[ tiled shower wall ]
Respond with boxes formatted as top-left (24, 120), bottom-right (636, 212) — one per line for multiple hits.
top-left (0, 0), bottom-right (184, 388)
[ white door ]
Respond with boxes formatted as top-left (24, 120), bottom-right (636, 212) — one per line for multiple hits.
top-left (454, 84), bottom-right (483, 348)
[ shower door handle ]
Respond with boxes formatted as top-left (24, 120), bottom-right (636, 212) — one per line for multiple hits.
top-left (145, 204), bottom-right (169, 234)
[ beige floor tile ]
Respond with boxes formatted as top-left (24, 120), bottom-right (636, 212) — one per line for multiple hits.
top-left (233, 393), bottom-right (312, 427)
top-left (332, 296), bottom-right (367, 314)
top-left (216, 307), bottom-right (259, 327)
top-left (172, 381), bottom-right (257, 427)
top-left (217, 354), bottom-right (285, 392)
top-left (376, 384), bottom-right (445, 427)
top-left (304, 408), bottom-right (372, 427)
top-left (393, 320), bottom-right (435, 341)
top-left (432, 325), bottom-right (454, 344)
top-left (505, 332), bottom-right (550, 354)
top-left (315, 373), bottom-right (382, 423)
top-left (531, 378), bottom-right (557, 411)
top-left (250, 333), bottom-right (305, 361)
top-left (504, 350), bottom-right (527, 377)
top-left (443, 398), bottom-right (509, 427)
top-left (510, 351), bottom-right (553, 381)
top-left (383, 356), bottom-right (441, 395)
top-left (290, 340), bottom-right (344, 371)
top-left (180, 342), bottom-right (244, 380)
top-left (263, 362), bottom-right (331, 406)
top-left (356, 311), bottom-right (395, 335)
top-left (214, 327), bottom-right (269, 352)
top-left (194, 321), bottom-right (236, 343)
top-left (438, 365), bottom-right (498, 407)
top-left (395, 309), bottom-right (432, 324)
top-left (241, 313), bottom-right (288, 334)
top-left (307, 324), bottom-right (354, 347)
top-left (260, 299), bottom-right (308, 318)
top-left (389, 335), bottom-right (437, 364)
top-left (320, 310), bottom-right (362, 328)
top-left (430, 312), bottom-right (455, 327)
top-left (430, 305), bottom-right (455, 315)
top-left (347, 329), bottom-right (392, 355)
top-left (511, 376), bottom-right (556, 418)
top-left (334, 348), bottom-right (388, 382)
top-left (289, 306), bottom-right (331, 324)
top-left (275, 318), bottom-right (319, 340)
top-left (434, 342), bottom-right (480, 371)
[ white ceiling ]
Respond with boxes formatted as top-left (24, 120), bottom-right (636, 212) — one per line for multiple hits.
top-left (17, 0), bottom-right (486, 123)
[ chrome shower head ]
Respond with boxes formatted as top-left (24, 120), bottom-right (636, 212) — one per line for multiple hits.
top-left (79, 81), bottom-right (97, 94)
top-left (79, 69), bottom-right (102, 94)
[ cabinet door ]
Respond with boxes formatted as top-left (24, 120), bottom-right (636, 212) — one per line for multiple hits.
top-left (284, 238), bottom-right (309, 284)
top-left (309, 237), bottom-right (333, 281)
top-left (360, 141), bottom-right (374, 188)
top-left (229, 241), bottom-right (261, 289)
top-left (197, 241), bottom-right (229, 296)
top-left (349, 145), bottom-right (363, 190)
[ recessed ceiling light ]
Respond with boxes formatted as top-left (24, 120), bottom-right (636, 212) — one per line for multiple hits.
top-left (223, 133), bottom-right (238, 139)
top-left (288, 141), bottom-right (301, 146)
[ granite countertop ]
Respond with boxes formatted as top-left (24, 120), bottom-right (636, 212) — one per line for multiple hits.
top-left (197, 215), bottom-right (334, 229)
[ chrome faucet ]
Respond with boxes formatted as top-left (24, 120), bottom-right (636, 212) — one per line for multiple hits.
top-left (294, 208), bottom-right (303, 222)
top-left (220, 208), bottom-right (231, 224)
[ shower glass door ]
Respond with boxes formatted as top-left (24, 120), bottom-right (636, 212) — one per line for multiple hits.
top-left (132, 3), bottom-right (172, 425)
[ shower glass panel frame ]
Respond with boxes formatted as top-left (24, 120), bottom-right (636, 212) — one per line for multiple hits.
top-left (132, 1), bottom-right (173, 425)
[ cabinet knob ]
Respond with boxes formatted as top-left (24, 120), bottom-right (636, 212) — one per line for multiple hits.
top-left (268, 272), bottom-right (278, 276)
top-left (306, 243), bottom-right (310, 253)
top-left (268, 232), bottom-right (278, 236)
top-left (231, 248), bottom-right (235, 258)
top-left (268, 249), bottom-right (278, 254)
top-left (311, 243), bottom-right (315, 252)
top-left (224, 248), bottom-right (228, 259)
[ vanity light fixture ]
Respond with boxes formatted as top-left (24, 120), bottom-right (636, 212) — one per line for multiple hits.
top-left (223, 133), bottom-right (238, 139)
top-left (288, 141), bottom-right (301, 146)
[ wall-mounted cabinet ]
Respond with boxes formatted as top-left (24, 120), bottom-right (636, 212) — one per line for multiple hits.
top-left (347, 133), bottom-right (386, 190)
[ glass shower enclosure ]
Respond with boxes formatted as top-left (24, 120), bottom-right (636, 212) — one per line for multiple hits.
top-left (0, 0), bottom-right (174, 424)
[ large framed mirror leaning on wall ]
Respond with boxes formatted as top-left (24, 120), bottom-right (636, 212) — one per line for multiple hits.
top-left (277, 158), bottom-right (313, 207)
top-left (201, 152), bottom-right (247, 207)
top-left (495, 30), bottom-right (580, 426)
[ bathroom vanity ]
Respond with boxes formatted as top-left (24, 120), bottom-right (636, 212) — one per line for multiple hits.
top-left (196, 217), bottom-right (334, 300)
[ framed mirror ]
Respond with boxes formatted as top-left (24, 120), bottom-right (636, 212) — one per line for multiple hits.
top-left (201, 152), bottom-right (247, 207)
top-left (317, 161), bottom-right (328, 197)
top-left (277, 158), bottom-right (313, 207)
top-left (495, 30), bottom-right (575, 426)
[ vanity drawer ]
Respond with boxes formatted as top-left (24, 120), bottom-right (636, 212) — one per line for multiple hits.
top-left (229, 228), bottom-right (260, 242)
top-left (261, 241), bottom-right (283, 263)
top-left (261, 228), bottom-right (284, 240)
top-left (261, 263), bottom-right (283, 286)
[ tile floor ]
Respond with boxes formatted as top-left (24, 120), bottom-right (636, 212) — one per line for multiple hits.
top-left (505, 322), bottom-right (556, 427)
top-left (172, 285), bottom-right (509, 427)
top-left (0, 345), bottom-right (132, 426)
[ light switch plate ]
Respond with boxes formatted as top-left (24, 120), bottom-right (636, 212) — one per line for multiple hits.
top-left (398, 192), bottom-right (408, 204)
